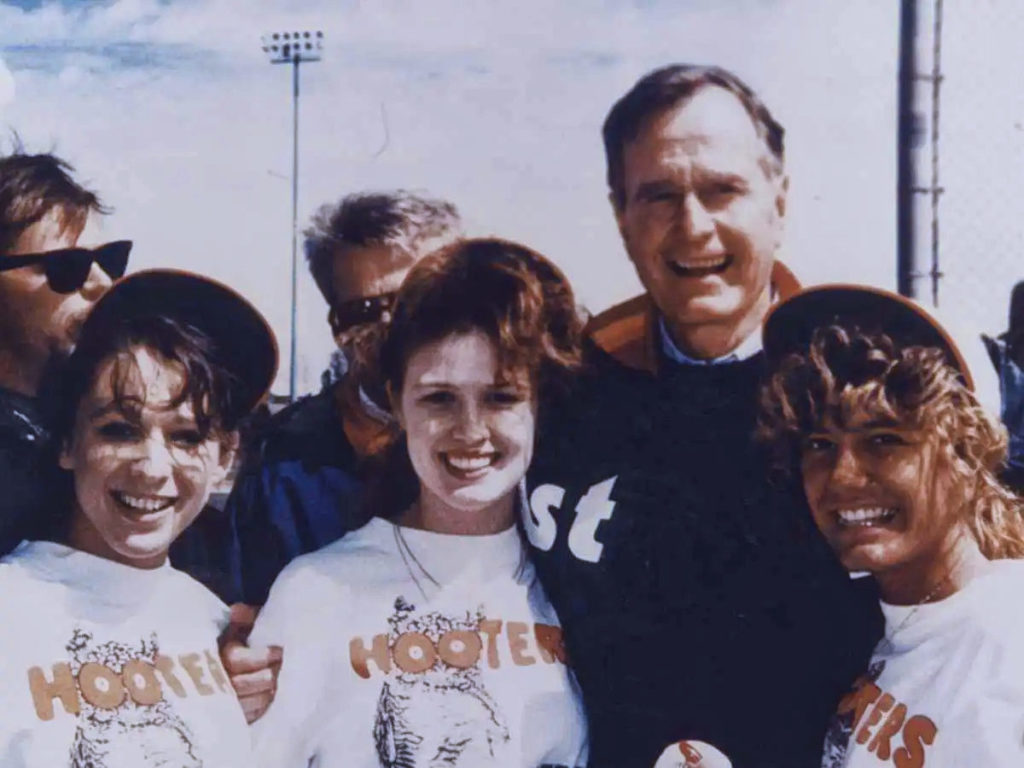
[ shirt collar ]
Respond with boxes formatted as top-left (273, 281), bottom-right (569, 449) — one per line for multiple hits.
top-left (357, 385), bottom-right (391, 424)
top-left (658, 316), bottom-right (763, 366)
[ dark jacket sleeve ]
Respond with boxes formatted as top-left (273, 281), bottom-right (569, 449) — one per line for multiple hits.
top-left (224, 454), bottom-right (368, 605)
top-left (223, 463), bottom-right (288, 606)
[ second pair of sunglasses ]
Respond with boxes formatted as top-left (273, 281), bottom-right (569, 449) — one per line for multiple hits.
top-left (330, 292), bottom-right (397, 333)
top-left (0, 240), bottom-right (132, 293)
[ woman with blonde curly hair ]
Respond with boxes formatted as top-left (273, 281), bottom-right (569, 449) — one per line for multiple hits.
top-left (759, 285), bottom-right (1024, 768)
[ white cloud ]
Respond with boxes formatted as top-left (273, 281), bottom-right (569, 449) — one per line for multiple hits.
top-left (0, 56), bottom-right (14, 110)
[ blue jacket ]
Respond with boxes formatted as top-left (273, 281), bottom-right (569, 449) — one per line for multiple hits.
top-left (222, 385), bottom-right (384, 604)
top-left (984, 334), bottom-right (1024, 492)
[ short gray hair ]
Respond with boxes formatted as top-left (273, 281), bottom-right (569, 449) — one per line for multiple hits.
top-left (603, 64), bottom-right (784, 210)
top-left (304, 190), bottom-right (461, 305)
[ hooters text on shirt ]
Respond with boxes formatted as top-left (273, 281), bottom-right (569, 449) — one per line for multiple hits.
top-left (349, 619), bottom-right (567, 678)
top-left (27, 646), bottom-right (231, 720)
top-left (838, 675), bottom-right (937, 767)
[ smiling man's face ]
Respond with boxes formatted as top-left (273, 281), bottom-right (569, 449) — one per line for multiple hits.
top-left (0, 210), bottom-right (113, 392)
top-left (614, 84), bottom-right (787, 358)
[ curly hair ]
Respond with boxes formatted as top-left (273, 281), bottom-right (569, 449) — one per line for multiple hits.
top-left (367, 237), bottom-right (584, 519)
top-left (379, 238), bottom-right (582, 396)
top-left (758, 324), bottom-right (1024, 559)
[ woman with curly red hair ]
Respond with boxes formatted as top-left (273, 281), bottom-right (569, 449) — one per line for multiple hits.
top-left (759, 285), bottom-right (1024, 768)
top-left (250, 238), bottom-right (588, 767)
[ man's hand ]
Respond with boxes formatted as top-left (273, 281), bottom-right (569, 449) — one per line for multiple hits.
top-left (219, 603), bottom-right (283, 724)
top-left (653, 740), bottom-right (732, 768)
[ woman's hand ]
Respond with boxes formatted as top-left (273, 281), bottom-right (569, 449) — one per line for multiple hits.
top-left (218, 603), bottom-right (283, 723)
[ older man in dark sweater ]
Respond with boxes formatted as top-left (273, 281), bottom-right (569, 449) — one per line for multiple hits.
top-left (224, 67), bottom-right (881, 765)
top-left (522, 65), bottom-right (880, 768)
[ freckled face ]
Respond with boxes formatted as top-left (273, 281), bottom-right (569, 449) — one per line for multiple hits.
top-left (800, 407), bottom-right (963, 584)
top-left (394, 330), bottom-right (536, 527)
top-left (60, 347), bottom-right (233, 569)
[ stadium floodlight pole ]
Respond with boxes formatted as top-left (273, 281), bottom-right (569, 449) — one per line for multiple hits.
top-left (261, 29), bottom-right (324, 401)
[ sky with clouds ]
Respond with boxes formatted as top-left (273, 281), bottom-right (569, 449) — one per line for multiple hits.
top-left (1, 0), bottom-right (1019, 394)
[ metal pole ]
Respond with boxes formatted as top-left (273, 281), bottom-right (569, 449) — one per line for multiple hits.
top-left (929, 0), bottom-right (944, 306)
top-left (289, 53), bottom-right (300, 401)
top-left (262, 31), bottom-right (322, 400)
top-left (898, 0), bottom-right (945, 304)
top-left (897, 0), bottom-right (918, 298)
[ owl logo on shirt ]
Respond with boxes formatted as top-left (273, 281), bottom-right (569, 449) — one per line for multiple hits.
top-left (373, 597), bottom-right (510, 767)
top-left (822, 660), bottom-right (886, 768)
top-left (65, 627), bottom-right (202, 768)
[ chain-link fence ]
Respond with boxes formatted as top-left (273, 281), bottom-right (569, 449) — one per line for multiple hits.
top-left (931, 0), bottom-right (1024, 338)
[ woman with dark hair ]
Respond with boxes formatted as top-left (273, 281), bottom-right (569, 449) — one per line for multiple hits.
top-left (758, 285), bottom-right (1024, 768)
top-left (0, 270), bottom-right (276, 767)
top-left (250, 238), bottom-right (589, 767)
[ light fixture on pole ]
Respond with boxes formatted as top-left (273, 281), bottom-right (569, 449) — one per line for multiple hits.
top-left (261, 29), bottom-right (324, 401)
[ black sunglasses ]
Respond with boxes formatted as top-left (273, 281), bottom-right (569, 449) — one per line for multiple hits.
top-left (330, 292), bottom-right (397, 333)
top-left (0, 240), bottom-right (132, 293)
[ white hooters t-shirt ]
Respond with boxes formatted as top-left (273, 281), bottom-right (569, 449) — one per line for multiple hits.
top-left (821, 559), bottom-right (1024, 768)
top-left (0, 540), bottom-right (251, 767)
top-left (250, 517), bottom-right (589, 768)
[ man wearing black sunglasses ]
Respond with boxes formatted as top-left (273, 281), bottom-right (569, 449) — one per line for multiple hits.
top-left (0, 151), bottom-right (125, 556)
top-left (223, 190), bottom-right (461, 594)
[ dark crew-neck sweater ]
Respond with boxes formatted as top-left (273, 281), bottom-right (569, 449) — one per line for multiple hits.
top-left (525, 347), bottom-right (882, 768)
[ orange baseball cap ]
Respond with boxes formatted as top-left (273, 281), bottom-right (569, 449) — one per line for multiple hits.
top-left (762, 283), bottom-right (974, 391)
top-left (82, 269), bottom-right (279, 414)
